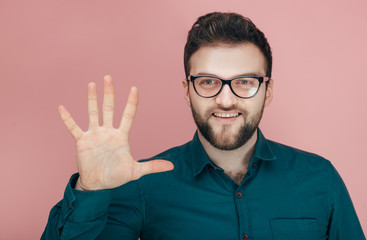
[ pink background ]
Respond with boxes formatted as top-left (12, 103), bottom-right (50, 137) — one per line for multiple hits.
top-left (1, 0), bottom-right (366, 238)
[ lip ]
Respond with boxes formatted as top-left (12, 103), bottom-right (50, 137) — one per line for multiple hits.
top-left (211, 112), bottom-right (241, 123)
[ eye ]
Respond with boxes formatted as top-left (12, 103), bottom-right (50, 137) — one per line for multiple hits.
top-left (233, 78), bottom-right (257, 87)
top-left (202, 79), bottom-right (215, 85)
top-left (196, 77), bottom-right (220, 86)
top-left (239, 80), bottom-right (250, 85)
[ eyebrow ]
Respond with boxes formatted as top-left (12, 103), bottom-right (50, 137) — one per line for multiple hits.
top-left (195, 72), bottom-right (263, 77)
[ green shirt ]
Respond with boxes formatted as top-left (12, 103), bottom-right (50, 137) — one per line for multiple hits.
top-left (42, 129), bottom-right (365, 240)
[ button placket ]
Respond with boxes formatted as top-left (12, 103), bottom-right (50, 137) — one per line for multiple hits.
top-left (242, 233), bottom-right (249, 240)
top-left (235, 183), bottom-right (250, 240)
top-left (236, 191), bottom-right (243, 198)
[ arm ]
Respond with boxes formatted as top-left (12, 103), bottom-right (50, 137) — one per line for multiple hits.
top-left (327, 163), bottom-right (366, 239)
top-left (41, 174), bottom-right (144, 240)
top-left (41, 76), bottom-right (173, 239)
top-left (41, 174), bottom-right (112, 239)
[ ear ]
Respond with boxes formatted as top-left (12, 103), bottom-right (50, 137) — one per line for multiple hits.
top-left (264, 79), bottom-right (274, 108)
top-left (182, 80), bottom-right (191, 107)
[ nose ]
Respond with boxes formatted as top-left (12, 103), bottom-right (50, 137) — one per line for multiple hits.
top-left (214, 84), bottom-right (238, 107)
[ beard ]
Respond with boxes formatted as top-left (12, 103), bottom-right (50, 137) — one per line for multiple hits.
top-left (191, 102), bottom-right (265, 151)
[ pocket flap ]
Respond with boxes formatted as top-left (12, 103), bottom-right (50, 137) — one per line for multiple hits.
top-left (271, 218), bottom-right (317, 232)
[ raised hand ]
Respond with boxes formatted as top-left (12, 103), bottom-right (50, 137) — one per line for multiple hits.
top-left (58, 75), bottom-right (174, 190)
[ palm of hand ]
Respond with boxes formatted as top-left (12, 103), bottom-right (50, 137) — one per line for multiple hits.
top-left (76, 128), bottom-right (134, 190)
top-left (58, 76), bottom-right (174, 191)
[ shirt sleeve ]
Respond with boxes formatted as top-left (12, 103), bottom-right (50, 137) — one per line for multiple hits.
top-left (41, 173), bottom-right (144, 240)
top-left (327, 163), bottom-right (366, 239)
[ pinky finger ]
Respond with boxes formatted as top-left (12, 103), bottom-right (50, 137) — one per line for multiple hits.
top-left (58, 105), bottom-right (84, 141)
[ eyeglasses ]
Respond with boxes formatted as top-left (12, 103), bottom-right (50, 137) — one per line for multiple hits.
top-left (187, 75), bottom-right (270, 99)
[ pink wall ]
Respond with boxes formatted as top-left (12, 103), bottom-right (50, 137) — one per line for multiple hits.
top-left (1, 0), bottom-right (366, 238)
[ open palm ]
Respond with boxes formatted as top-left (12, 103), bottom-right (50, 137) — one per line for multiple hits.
top-left (58, 75), bottom-right (174, 190)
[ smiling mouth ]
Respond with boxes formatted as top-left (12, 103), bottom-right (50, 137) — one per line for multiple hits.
top-left (212, 112), bottom-right (241, 118)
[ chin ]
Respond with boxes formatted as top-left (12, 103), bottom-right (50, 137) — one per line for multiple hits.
top-left (191, 103), bottom-right (262, 151)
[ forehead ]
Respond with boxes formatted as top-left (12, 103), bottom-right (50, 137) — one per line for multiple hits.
top-left (189, 43), bottom-right (267, 78)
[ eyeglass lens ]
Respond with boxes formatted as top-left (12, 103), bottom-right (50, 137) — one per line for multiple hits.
top-left (193, 76), bottom-right (260, 98)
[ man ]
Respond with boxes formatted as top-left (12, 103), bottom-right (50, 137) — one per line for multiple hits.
top-left (42, 12), bottom-right (365, 239)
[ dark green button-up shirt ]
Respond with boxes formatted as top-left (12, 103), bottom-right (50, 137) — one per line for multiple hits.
top-left (42, 129), bottom-right (365, 239)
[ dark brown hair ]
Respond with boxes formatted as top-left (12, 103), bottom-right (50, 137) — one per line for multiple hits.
top-left (184, 12), bottom-right (272, 79)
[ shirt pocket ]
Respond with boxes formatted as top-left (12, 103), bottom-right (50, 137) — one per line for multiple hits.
top-left (270, 218), bottom-right (322, 240)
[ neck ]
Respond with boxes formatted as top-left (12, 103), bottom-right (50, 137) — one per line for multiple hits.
top-left (198, 129), bottom-right (258, 173)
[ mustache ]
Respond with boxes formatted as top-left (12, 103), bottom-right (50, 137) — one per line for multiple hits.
top-left (209, 105), bottom-right (247, 113)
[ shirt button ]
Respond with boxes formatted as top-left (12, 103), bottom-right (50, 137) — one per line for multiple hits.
top-left (209, 166), bottom-right (214, 172)
top-left (242, 233), bottom-right (248, 240)
top-left (252, 163), bottom-right (257, 168)
top-left (68, 203), bottom-right (72, 209)
top-left (236, 192), bottom-right (242, 198)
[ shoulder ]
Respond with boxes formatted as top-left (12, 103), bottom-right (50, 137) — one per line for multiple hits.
top-left (263, 139), bottom-right (343, 198)
top-left (265, 139), bottom-right (334, 173)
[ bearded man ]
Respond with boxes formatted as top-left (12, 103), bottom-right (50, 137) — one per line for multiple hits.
top-left (42, 12), bottom-right (365, 240)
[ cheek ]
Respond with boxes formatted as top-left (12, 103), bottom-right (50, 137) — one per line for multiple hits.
top-left (239, 94), bottom-right (266, 116)
top-left (190, 94), bottom-right (215, 115)
top-left (188, 87), bottom-right (201, 107)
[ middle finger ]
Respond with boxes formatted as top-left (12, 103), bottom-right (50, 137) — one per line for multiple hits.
top-left (102, 75), bottom-right (115, 127)
top-left (88, 82), bottom-right (99, 129)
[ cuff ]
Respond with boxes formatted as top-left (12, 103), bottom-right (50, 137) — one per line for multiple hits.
top-left (61, 173), bottom-right (112, 222)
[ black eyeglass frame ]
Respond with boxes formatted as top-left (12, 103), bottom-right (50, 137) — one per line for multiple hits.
top-left (187, 75), bottom-right (270, 99)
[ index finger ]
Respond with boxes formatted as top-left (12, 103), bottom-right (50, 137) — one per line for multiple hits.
top-left (118, 86), bottom-right (138, 135)
top-left (58, 105), bottom-right (84, 141)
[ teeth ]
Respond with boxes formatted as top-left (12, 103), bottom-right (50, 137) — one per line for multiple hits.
top-left (213, 113), bottom-right (239, 118)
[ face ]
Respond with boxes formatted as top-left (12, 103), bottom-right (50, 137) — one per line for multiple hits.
top-left (183, 43), bottom-right (273, 150)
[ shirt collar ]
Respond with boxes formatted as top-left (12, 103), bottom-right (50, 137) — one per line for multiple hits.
top-left (190, 128), bottom-right (276, 177)
top-left (253, 128), bottom-right (277, 161)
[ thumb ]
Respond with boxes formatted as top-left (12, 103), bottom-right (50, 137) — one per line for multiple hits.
top-left (133, 160), bottom-right (174, 179)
